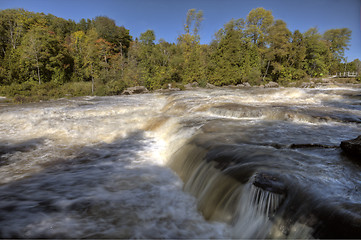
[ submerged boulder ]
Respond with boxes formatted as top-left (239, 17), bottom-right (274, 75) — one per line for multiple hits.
top-left (184, 82), bottom-right (199, 89)
top-left (243, 82), bottom-right (251, 87)
top-left (237, 82), bottom-right (251, 88)
top-left (340, 135), bottom-right (361, 158)
top-left (206, 83), bottom-right (216, 89)
top-left (300, 82), bottom-right (315, 88)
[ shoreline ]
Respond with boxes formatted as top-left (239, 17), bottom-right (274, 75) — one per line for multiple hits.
top-left (1, 77), bottom-right (360, 104)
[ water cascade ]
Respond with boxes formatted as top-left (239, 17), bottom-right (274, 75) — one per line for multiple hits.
top-left (0, 87), bottom-right (361, 238)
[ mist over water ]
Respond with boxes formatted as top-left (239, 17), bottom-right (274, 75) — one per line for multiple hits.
top-left (0, 86), bottom-right (361, 238)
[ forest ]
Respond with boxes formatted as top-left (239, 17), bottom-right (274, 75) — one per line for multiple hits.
top-left (0, 7), bottom-right (360, 102)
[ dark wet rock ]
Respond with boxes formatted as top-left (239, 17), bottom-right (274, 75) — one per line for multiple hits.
top-left (290, 143), bottom-right (338, 149)
top-left (340, 135), bottom-right (361, 158)
top-left (122, 86), bottom-right (149, 95)
top-left (264, 81), bottom-right (279, 88)
top-left (312, 202), bottom-right (361, 239)
top-left (267, 143), bottom-right (284, 149)
top-left (253, 172), bottom-right (287, 195)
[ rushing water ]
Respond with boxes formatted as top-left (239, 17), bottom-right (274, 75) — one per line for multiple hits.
top-left (0, 86), bottom-right (361, 238)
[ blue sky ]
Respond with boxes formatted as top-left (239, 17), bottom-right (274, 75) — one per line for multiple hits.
top-left (1, 0), bottom-right (360, 61)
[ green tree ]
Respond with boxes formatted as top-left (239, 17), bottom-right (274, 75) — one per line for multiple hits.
top-left (19, 25), bottom-right (73, 85)
top-left (289, 30), bottom-right (306, 69)
top-left (178, 9), bottom-right (205, 84)
top-left (246, 7), bottom-right (274, 47)
top-left (209, 18), bottom-right (246, 85)
top-left (323, 28), bottom-right (351, 61)
top-left (323, 28), bottom-right (352, 73)
top-left (138, 30), bottom-right (158, 89)
top-left (245, 8), bottom-right (274, 83)
top-left (123, 40), bottom-right (142, 86)
top-left (93, 16), bottom-right (119, 43)
top-left (93, 16), bottom-right (132, 56)
top-left (83, 29), bottom-right (100, 93)
top-left (303, 28), bottom-right (331, 77)
top-left (69, 30), bottom-right (86, 81)
top-left (139, 30), bottom-right (155, 46)
top-left (184, 9), bottom-right (204, 37)
top-left (45, 14), bottom-right (76, 40)
top-left (265, 20), bottom-right (293, 83)
top-left (76, 18), bottom-right (92, 33)
top-left (0, 9), bottom-right (25, 50)
top-left (353, 59), bottom-right (361, 74)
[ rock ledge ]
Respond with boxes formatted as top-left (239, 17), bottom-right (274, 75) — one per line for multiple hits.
top-left (340, 135), bottom-right (361, 158)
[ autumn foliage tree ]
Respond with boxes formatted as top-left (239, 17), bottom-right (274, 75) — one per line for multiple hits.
top-left (0, 8), bottom-right (356, 102)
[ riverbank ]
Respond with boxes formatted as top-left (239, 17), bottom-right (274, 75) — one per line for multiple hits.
top-left (0, 77), bottom-right (360, 104)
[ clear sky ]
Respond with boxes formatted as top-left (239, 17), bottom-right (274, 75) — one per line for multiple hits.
top-left (1, 0), bottom-right (360, 61)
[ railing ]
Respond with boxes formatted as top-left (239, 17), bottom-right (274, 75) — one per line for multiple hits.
top-left (335, 72), bottom-right (359, 78)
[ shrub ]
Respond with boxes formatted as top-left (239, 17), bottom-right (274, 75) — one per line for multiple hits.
top-left (62, 81), bottom-right (92, 97)
top-left (247, 68), bottom-right (262, 86)
top-left (106, 80), bottom-right (127, 95)
top-left (197, 78), bottom-right (208, 88)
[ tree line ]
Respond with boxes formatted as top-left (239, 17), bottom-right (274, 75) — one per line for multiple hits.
top-left (0, 8), bottom-right (360, 100)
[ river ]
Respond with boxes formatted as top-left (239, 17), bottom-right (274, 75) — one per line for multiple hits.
top-left (0, 86), bottom-right (360, 238)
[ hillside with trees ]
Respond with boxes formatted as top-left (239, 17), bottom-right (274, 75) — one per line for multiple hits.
top-left (0, 8), bottom-right (360, 102)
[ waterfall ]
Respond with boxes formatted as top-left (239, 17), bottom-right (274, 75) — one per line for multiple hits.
top-left (232, 179), bottom-right (284, 238)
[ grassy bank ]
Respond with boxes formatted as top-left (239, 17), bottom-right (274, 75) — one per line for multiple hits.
top-left (0, 80), bottom-right (127, 103)
top-left (0, 81), bottom-right (91, 103)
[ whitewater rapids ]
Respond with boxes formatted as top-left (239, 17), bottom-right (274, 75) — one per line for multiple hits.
top-left (0, 86), bottom-right (360, 238)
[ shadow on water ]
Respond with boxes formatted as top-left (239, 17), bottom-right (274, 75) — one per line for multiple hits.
top-left (0, 131), bottom-right (194, 239)
top-left (0, 138), bottom-right (45, 154)
top-left (314, 87), bottom-right (361, 118)
top-left (0, 138), bottom-right (45, 166)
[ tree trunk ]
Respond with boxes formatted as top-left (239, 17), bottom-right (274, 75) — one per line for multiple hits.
top-left (91, 64), bottom-right (94, 94)
top-left (9, 20), bottom-right (16, 49)
top-left (36, 54), bottom-right (41, 84)
top-left (119, 42), bottom-right (124, 77)
top-left (92, 75), bottom-right (94, 94)
top-left (263, 60), bottom-right (270, 81)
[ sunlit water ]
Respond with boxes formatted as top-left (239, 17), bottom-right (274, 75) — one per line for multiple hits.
top-left (0, 86), bottom-right (360, 238)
